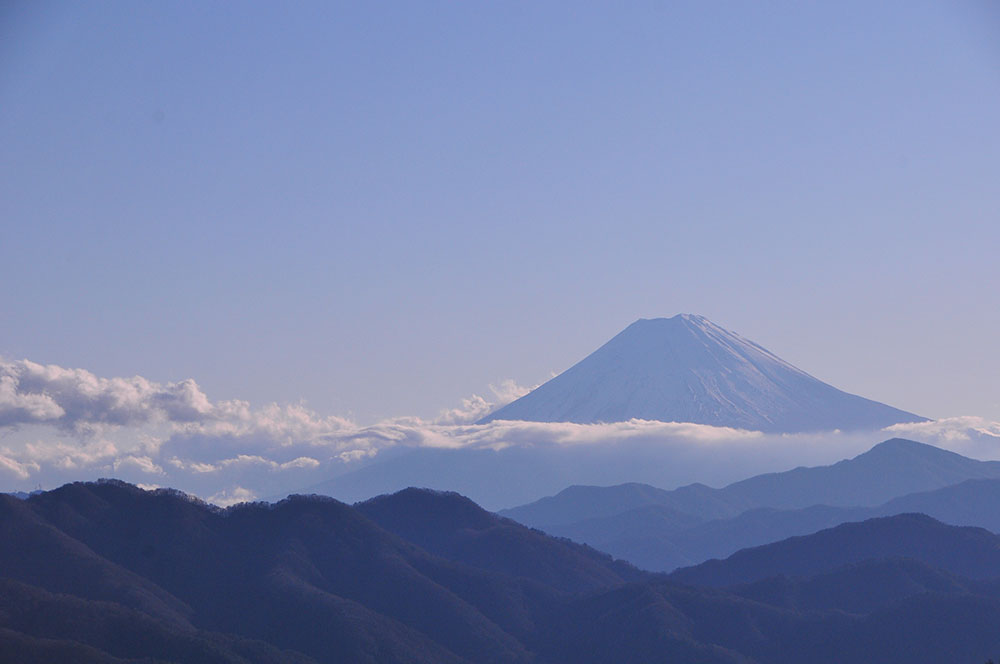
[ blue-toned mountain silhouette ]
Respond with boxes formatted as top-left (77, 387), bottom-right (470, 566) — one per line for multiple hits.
top-left (8, 480), bottom-right (1000, 664)
top-left (500, 438), bottom-right (1000, 571)
top-left (479, 314), bottom-right (925, 432)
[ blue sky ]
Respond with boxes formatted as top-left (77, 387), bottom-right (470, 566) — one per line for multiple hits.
top-left (2, 0), bottom-right (999, 426)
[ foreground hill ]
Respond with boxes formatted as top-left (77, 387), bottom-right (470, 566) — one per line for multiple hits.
top-left (5, 481), bottom-right (1000, 663)
top-left (355, 487), bottom-right (645, 593)
top-left (7, 482), bottom-right (549, 664)
top-left (479, 315), bottom-right (923, 432)
top-left (730, 557), bottom-right (974, 614)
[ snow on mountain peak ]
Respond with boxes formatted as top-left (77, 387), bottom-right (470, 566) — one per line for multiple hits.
top-left (478, 315), bottom-right (925, 433)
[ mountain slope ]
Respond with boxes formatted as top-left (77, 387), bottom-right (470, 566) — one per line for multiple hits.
top-left (501, 439), bottom-right (1000, 571)
top-left (355, 488), bottom-right (646, 593)
top-left (879, 477), bottom-right (1000, 531)
top-left (559, 503), bottom-right (873, 572)
top-left (730, 557), bottom-right (973, 614)
top-left (18, 481), bottom-right (550, 664)
top-left (0, 578), bottom-right (311, 664)
top-left (543, 575), bottom-right (1000, 664)
top-left (480, 314), bottom-right (923, 432)
top-left (503, 438), bottom-right (1000, 526)
top-left (522, 477), bottom-right (1000, 574)
top-left (662, 477), bottom-right (1000, 571)
top-left (8, 481), bottom-right (1000, 664)
top-left (721, 437), bottom-right (1000, 509)
top-left (668, 513), bottom-right (1000, 587)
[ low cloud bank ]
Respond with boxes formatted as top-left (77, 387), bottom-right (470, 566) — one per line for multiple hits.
top-left (1, 358), bottom-right (997, 505)
top-left (883, 416), bottom-right (1000, 458)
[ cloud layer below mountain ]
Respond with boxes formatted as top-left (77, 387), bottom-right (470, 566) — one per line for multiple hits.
top-left (2, 359), bottom-right (998, 505)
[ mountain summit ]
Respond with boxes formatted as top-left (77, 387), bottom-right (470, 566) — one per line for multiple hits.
top-left (479, 314), bottom-right (924, 432)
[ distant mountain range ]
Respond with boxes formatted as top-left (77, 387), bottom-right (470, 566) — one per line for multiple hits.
top-left (501, 438), bottom-right (1000, 570)
top-left (5, 480), bottom-right (1000, 663)
top-left (480, 314), bottom-right (925, 432)
top-left (290, 316), bottom-right (928, 508)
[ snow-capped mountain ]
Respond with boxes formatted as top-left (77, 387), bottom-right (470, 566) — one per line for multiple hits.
top-left (479, 314), bottom-right (924, 432)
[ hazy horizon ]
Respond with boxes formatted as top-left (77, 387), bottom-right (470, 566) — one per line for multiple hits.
top-left (3, 2), bottom-right (1000, 503)
top-left (2, 312), bottom-right (997, 506)
top-left (3, 2), bottom-right (1000, 426)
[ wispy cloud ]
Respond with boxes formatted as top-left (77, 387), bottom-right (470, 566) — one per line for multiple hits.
top-left (0, 453), bottom-right (39, 480)
top-left (432, 379), bottom-right (534, 425)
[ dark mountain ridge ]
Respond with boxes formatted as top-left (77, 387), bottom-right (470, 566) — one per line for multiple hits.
top-left (355, 487), bottom-right (645, 593)
top-left (14, 481), bottom-right (544, 664)
top-left (6, 480), bottom-right (1000, 663)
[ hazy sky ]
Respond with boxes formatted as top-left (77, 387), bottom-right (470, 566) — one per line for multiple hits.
top-left (2, 1), bottom-right (999, 425)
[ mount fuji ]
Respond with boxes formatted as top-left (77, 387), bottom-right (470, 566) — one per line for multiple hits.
top-left (479, 314), bottom-right (925, 433)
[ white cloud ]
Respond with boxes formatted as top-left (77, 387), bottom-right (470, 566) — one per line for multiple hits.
top-left (0, 453), bottom-right (40, 480)
top-left (167, 457), bottom-right (217, 474)
top-left (0, 359), bottom-right (213, 432)
top-left (883, 416), bottom-right (1000, 441)
top-left (881, 416), bottom-right (1000, 458)
top-left (18, 437), bottom-right (120, 469)
top-left (0, 371), bottom-right (65, 424)
top-left (434, 395), bottom-right (494, 426)
top-left (184, 454), bottom-right (322, 473)
top-left (3, 357), bottom-right (999, 505)
top-left (489, 379), bottom-right (534, 406)
top-left (433, 380), bottom-right (534, 425)
top-left (337, 417), bottom-right (764, 455)
top-left (207, 486), bottom-right (257, 507)
top-left (112, 455), bottom-right (163, 475)
top-left (174, 401), bottom-right (353, 441)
